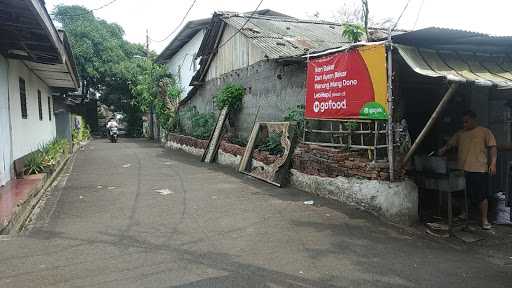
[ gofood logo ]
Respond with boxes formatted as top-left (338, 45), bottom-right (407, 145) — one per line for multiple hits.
top-left (313, 99), bottom-right (347, 113)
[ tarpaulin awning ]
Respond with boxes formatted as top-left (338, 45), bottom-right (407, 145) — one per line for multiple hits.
top-left (396, 44), bottom-right (512, 89)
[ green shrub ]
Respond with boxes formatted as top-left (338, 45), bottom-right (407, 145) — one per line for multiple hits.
top-left (283, 105), bottom-right (305, 139)
top-left (24, 151), bottom-right (45, 175)
top-left (190, 111), bottom-right (216, 140)
top-left (25, 138), bottom-right (70, 175)
top-left (214, 84), bottom-right (245, 110)
top-left (258, 132), bottom-right (284, 155)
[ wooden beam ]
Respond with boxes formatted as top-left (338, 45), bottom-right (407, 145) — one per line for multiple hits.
top-left (401, 82), bottom-right (460, 166)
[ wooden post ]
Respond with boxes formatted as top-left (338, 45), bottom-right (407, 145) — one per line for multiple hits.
top-left (401, 82), bottom-right (460, 166)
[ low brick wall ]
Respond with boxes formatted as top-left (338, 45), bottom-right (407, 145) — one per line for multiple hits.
top-left (168, 133), bottom-right (281, 166)
top-left (168, 134), bottom-right (208, 150)
top-left (292, 144), bottom-right (391, 181)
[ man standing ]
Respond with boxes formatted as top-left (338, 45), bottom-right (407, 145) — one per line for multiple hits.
top-left (438, 110), bottom-right (497, 229)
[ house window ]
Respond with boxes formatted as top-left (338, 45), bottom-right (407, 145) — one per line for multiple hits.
top-left (19, 77), bottom-right (27, 119)
top-left (37, 90), bottom-right (43, 120)
top-left (48, 96), bottom-right (52, 121)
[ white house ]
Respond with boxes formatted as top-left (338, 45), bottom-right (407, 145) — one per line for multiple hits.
top-left (0, 0), bottom-right (79, 186)
top-left (156, 18), bottom-right (210, 100)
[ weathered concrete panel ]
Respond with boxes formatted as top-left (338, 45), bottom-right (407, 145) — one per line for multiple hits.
top-left (290, 169), bottom-right (419, 225)
top-left (183, 60), bottom-right (306, 140)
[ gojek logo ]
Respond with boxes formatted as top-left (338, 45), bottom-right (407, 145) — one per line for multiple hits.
top-left (313, 99), bottom-right (347, 113)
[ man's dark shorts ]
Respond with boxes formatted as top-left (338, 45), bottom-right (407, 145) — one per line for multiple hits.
top-left (464, 172), bottom-right (491, 204)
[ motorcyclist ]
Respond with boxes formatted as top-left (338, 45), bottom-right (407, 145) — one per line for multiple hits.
top-left (106, 117), bottom-right (118, 136)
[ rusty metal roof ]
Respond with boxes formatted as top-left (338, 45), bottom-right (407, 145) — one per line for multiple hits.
top-left (221, 14), bottom-right (347, 59)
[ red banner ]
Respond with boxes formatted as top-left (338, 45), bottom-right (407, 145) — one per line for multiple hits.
top-left (305, 45), bottom-right (388, 119)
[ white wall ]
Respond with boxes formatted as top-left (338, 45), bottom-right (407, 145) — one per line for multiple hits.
top-left (165, 29), bottom-right (205, 98)
top-left (8, 59), bottom-right (56, 160)
top-left (0, 55), bottom-right (11, 185)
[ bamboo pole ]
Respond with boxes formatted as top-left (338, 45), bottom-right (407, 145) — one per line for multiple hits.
top-left (401, 82), bottom-right (460, 166)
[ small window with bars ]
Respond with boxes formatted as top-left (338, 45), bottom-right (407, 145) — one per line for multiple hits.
top-left (37, 90), bottom-right (43, 121)
top-left (19, 77), bottom-right (27, 119)
top-left (48, 96), bottom-right (52, 121)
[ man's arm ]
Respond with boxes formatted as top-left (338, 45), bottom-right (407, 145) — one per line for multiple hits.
top-left (489, 146), bottom-right (497, 175)
top-left (438, 133), bottom-right (459, 155)
top-left (486, 128), bottom-right (497, 175)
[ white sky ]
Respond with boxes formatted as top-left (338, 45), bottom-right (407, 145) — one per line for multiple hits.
top-left (45, 0), bottom-right (512, 53)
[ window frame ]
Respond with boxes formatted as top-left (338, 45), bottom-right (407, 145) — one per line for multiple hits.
top-left (37, 90), bottom-right (43, 121)
top-left (19, 77), bottom-right (27, 119)
top-left (47, 96), bottom-right (52, 121)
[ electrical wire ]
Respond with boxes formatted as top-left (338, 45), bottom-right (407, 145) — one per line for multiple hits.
top-left (51, 0), bottom-right (120, 17)
top-left (391, 0), bottom-right (412, 31)
top-left (217, 0), bottom-right (264, 50)
top-left (413, 0), bottom-right (425, 29)
top-left (149, 0), bottom-right (199, 43)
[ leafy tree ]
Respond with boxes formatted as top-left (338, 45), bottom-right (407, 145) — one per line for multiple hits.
top-left (53, 5), bottom-right (180, 136)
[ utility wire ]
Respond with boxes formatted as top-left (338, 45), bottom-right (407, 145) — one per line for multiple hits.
top-left (217, 0), bottom-right (264, 50)
top-left (51, 0), bottom-right (120, 17)
top-left (149, 0), bottom-right (199, 43)
top-left (413, 0), bottom-right (425, 29)
top-left (391, 0), bottom-right (412, 31)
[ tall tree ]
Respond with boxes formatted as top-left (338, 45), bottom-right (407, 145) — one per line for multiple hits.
top-left (53, 5), bottom-right (145, 99)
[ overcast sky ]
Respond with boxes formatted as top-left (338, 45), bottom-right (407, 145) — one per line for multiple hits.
top-left (45, 0), bottom-right (512, 53)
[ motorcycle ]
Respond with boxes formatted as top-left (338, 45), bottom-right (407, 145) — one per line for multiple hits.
top-left (109, 127), bottom-right (119, 143)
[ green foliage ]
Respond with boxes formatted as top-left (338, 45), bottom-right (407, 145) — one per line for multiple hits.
top-left (72, 119), bottom-right (91, 144)
top-left (127, 58), bottom-right (182, 135)
top-left (24, 152), bottom-right (45, 175)
top-left (25, 138), bottom-right (70, 175)
top-left (214, 84), bottom-right (245, 110)
top-left (227, 135), bottom-right (248, 147)
top-left (52, 5), bottom-right (150, 134)
top-left (342, 23), bottom-right (365, 42)
top-left (258, 132), bottom-right (284, 155)
top-left (53, 5), bottom-right (145, 95)
top-left (182, 107), bottom-right (216, 140)
top-left (283, 105), bottom-right (305, 139)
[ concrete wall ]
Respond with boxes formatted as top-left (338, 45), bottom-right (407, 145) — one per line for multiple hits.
top-left (165, 30), bottom-right (205, 99)
top-left (290, 170), bottom-right (418, 225)
top-left (0, 55), bottom-right (11, 186)
top-left (183, 60), bottom-right (307, 140)
top-left (8, 59), bottom-right (56, 160)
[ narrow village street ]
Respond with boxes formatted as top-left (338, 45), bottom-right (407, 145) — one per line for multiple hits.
top-left (0, 139), bottom-right (510, 288)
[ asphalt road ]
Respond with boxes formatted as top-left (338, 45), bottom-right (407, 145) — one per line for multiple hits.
top-left (0, 138), bottom-right (511, 287)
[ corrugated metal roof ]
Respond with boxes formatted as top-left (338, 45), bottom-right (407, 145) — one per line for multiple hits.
top-left (391, 27), bottom-right (512, 54)
top-left (221, 14), bottom-right (348, 58)
top-left (396, 44), bottom-right (512, 88)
